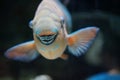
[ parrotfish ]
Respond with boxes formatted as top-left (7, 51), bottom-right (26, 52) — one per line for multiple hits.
top-left (5, 0), bottom-right (99, 62)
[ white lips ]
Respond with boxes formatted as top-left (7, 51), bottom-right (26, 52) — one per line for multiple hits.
top-left (37, 33), bottom-right (57, 45)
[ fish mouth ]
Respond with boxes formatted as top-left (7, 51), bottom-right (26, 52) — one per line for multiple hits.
top-left (36, 33), bottom-right (58, 45)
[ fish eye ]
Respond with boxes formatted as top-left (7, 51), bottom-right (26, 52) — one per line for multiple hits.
top-left (29, 20), bottom-right (33, 29)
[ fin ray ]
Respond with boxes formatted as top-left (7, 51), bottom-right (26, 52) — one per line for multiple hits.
top-left (5, 41), bottom-right (39, 62)
top-left (67, 27), bottom-right (99, 56)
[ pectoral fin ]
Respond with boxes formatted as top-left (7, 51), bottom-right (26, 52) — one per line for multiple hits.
top-left (5, 41), bottom-right (39, 62)
top-left (67, 27), bottom-right (99, 56)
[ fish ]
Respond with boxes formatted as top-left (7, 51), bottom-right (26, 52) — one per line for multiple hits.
top-left (5, 0), bottom-right (99, 62)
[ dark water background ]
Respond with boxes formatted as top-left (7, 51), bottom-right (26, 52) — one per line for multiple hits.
top-left (0, 0), bottom-right (120, 80)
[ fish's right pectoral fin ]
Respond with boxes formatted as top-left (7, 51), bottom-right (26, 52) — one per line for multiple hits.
top-left (5, 41), bottom-right (39, 62)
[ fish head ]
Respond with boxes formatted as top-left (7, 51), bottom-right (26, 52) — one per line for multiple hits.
top-left (29, 18), bottom-right (62, 45)
top-left (29, 17), bottom-right (67, 59)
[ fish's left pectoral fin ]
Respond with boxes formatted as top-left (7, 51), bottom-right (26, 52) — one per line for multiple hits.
top-left (67, 27), bottom-right (99, 56)
top-left (5, 41), bottom-right (39, 62)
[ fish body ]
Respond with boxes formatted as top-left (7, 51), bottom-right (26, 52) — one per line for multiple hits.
top-left (32, 0), bottom-right (71, 59)
top-left (5, 0), bottom-right (99, 61)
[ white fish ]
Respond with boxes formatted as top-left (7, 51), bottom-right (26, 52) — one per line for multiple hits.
top-left (5, 0), bottom-right (99, 62)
